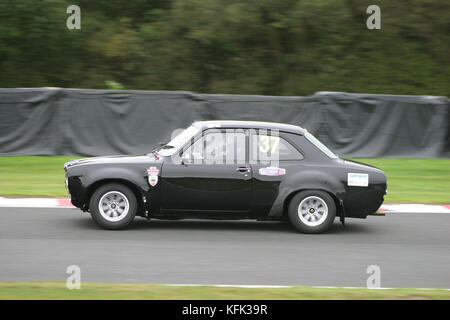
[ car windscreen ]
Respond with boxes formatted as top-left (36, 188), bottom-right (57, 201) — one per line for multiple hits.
top-left (157, 125), bottom-right (200, 156)
top-left (305, 131), bottom-right (338, 159)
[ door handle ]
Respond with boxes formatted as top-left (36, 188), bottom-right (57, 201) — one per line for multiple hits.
top-left (236, 167), bottom-right (251, 173)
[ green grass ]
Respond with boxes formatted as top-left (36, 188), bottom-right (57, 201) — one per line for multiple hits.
top-left (0, 156), bottom-right (73, 197)
top-left (0, 156), bottom-right (449, 203)
top-left (356, 158), bottom-right (450, 203)
top-left (1, 281), bottom-right (450, 300)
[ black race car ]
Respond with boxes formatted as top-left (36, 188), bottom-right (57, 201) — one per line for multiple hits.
top-left (64, 120), bottom-right (387, 233)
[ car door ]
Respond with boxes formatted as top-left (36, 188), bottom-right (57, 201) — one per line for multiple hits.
top-left (249, 131), bottom-right (305, 216)
top-left (160, 128), bottom-right (252, 214)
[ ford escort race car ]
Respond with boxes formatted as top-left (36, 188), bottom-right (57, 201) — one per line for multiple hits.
top-left (64, 120), bottom-right (387, 233)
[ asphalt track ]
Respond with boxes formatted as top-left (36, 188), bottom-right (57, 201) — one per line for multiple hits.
top-left (1, 208), bottom-right (449, 288)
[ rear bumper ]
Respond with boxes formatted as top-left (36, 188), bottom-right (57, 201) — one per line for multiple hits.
top-left (343, 188), bottom-right (385, 218)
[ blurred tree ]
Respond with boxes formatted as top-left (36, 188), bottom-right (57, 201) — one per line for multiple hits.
top-left (105, 80), bottom-right (125, 90)
top-left (0, 0), bottom-right (448, 96)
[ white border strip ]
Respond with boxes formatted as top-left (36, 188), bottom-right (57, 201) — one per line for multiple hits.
top-left (0, 197), bottom-right (74, 208)
top-left (166, 283), bottom-right (450, 290)
top-left (0, 197), bottom-right (449, 213)
top-left (379, 204), bottom-right (450, 214)
top-left (0, 197), bottom-right (59, 208)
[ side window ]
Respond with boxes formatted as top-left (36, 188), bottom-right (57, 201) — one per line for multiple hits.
top-left (251, 134), bottom-right (303, 161)
top-left (182, 130), bottom-right (246, 164)
top-left (182, 134), bottom-right (204, 161)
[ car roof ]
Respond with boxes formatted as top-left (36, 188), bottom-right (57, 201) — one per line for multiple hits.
top-left (193, 120), bottom-right (306, 135)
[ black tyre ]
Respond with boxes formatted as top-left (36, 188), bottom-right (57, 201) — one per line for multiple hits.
top-left (288, 190), bottom-right (336, 234)
top-left (89, 183), bottom-right (137, 230)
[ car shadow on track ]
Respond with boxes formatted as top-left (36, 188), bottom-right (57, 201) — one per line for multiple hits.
top-left (73, 214), bottom-right (375, 235)
top-left (121, 218), bottom-right (375, 235)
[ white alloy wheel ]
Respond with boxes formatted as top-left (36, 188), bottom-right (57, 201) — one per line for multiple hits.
top-left (98, 191), bottom-right (130, 222)
top-left (297, 196), bottom-right (328, 227)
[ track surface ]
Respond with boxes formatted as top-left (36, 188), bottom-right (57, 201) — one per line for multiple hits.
top-left (1, 208), bottom-right (449, 288)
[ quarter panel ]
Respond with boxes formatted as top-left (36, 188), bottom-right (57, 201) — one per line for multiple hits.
top-left (266, 165), bottom-right (346, 216)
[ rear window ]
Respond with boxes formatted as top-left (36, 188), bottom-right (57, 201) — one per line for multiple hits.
top-left (305, 132), bottom-right (338, 159)
top-left (251, 134), bottom-right (303, 161)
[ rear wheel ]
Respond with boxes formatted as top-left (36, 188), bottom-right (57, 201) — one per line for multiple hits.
top-left (288, 190), bottom-right (336, 234)
top-left (89, 183), bottom-right (137, 230)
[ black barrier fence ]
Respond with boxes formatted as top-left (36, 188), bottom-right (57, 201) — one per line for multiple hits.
top-left (0, 88), bottom-right (449, 158)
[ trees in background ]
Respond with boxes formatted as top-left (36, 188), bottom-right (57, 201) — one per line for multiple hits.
top-left (0, 0), bottom-right (448, 96)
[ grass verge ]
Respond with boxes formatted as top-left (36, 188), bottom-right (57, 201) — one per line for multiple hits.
top-left (1, 281), bottom-right (450, 300)
top-left (0, 156), bottom-right (449, 203)
top-left (0, 156), bottom-right (73, 197)
top-left (356, 158), bottom-right (450, 203)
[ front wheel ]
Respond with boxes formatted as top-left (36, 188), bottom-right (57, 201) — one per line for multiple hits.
top-left (89, 183), bottom-right (137, 230)
top-left (288, 190), bottom-right (336, 234)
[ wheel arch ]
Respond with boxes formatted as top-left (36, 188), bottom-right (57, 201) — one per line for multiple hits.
top-left (282, 188), bottom-right (342, 218)
top-left (85, 179), bottom-right (144, 215)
